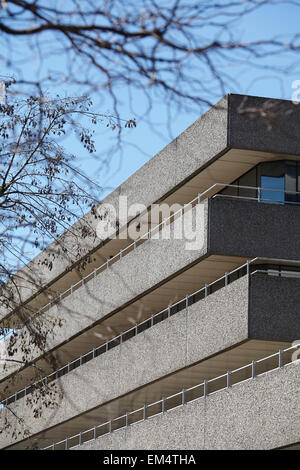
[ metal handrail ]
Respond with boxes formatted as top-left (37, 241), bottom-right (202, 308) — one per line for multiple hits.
top-left (1, 257), bottom-right (252, 407)
top-left (2, 183), bottom-right (299, 340)
top-left (2, 260), bottom-right (300, 409)
top-left (202, 182), bottom-right (300, 201)
top-left (42, 344), bottom-right (299, 450)
top-left (0, 193), bottom-right (202, 339)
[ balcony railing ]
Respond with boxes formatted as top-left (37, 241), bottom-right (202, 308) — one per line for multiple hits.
top-left (2, 183), bottom-right (299, 342)
top-left (41, 345), bottom-right (299, 450)
top-left (0, 192), bottom-right (203, 340)
top-left (1, 258), bottom-right (300, 410)
top-left (203, 182), bottom-right (300, 205)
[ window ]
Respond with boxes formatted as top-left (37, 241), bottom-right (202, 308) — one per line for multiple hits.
top-left (260, 175), bottom-right (285, 203)
top-left (220, 160), bottom-right (300, 205)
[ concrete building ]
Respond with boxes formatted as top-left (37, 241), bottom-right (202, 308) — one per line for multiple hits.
top-left (0, 94), bottom-right (299, 450)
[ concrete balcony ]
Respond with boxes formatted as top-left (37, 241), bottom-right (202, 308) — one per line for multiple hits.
top-left (1, 188), bottom-right (300, 388)
top-left (75, 361), bottom-right (300, 451)
top-left (1, 270), bottom-right (298, 449)
top-left (208, 195), bottom-right (300, 260)
top-left (2, 94), bottom-right (300, 326)
top-left (0, 203), bottom-right (210, 382)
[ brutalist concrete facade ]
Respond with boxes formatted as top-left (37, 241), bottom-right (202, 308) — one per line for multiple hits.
top-left (76, 362), bottom-right (300, 451)
top-left (0, 94), bottom-right (299, 450)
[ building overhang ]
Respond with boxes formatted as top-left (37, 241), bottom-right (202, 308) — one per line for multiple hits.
top-left (2, 94), bottom-right (300, 323)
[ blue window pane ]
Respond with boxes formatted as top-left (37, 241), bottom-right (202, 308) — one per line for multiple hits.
top-left (260, 176), bottom-right (285, 204)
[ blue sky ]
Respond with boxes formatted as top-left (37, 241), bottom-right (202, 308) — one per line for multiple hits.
top-left (1, 1), bottom-right (300, 230)
top-left (88, 1), bottom-right (300, 199)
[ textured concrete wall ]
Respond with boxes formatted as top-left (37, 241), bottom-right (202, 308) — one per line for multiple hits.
top-left (249, 273), bottom-right (300, 342)
top-left (0, 276), bottom-right (249, 448)
top-left (208, 197), bottom-right (300, 260)
top-left (0, 204), bottom-right (208, 381)
top-left (2, 271), bottom-right (299, 448)
top-left (76, 362), bottom-right (300, 450)
top-left (0, 96), bottom-right (228, 318)
top-left (3, 94), bottom-right (300, 318)
top-left (228, 94), bottom-right (300, 155)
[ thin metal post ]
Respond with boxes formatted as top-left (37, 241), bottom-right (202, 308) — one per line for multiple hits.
top-left (198, 193), bottom-right (201, 204)
top-left (79, 432), bottom-right (82, 446)
top-left (151, 315), bottom-right (154, 327)
top-left (204, 380), bottom-right (207, 398)
top-left (143, 404), bottom-right (147, 420)
top-left (106, 340), bottom-right (109, 352)
top-left (227, 371), bottom-right (231, 388)
top-left (247, 260), bottom-right (250, 276)
top-left (120, 249), bottom-right (122, 259)
top-left (109, 420), bottom-right (112, 433)
top-left (258, 187), bottom-right (261, 202)
top-left (185, 295), bottom-right (189, 310)
top-left (162, 397), bottom-right (165, 413)
top-left (52, 442), bottom-right (55, 450)
top-left (279, 349), bottom-right (283, 368)
top-left (168, 305), bottom-right (171, 317)
top-left (92, 348), bottom-right (95, 359)
top-left (65, 437), bottom-right (68, 450)
top-left (182, 389), bottom-right (185, 405)
top-left (126, 412), bottom-right (129, 426)
top-left (252, 360), bottom-right (256, 378)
